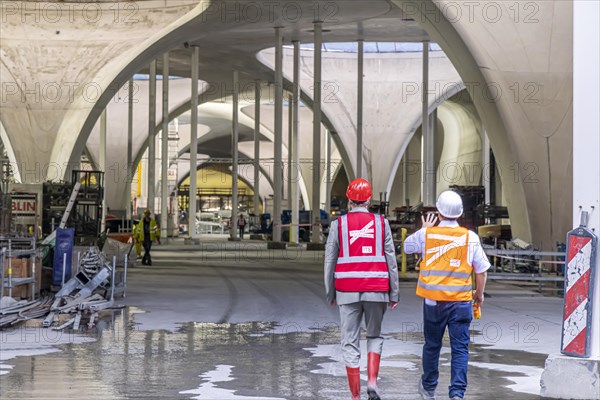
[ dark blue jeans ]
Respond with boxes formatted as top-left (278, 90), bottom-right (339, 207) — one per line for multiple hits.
top-left (421, 300), bottom-right (473, 399)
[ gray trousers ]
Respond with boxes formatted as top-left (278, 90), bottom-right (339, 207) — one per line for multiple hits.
top-left (339, 301), bottom-right (387, 367)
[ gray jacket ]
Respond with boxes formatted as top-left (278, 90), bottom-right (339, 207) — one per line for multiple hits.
top-left (324, 207), bottom-right (400, 305)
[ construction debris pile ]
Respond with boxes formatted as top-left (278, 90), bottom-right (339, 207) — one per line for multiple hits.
top-left (0, 248), bottom-right (125, 330)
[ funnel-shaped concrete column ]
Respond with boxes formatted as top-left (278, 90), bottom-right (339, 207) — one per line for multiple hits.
top-left (290, 41), bottom-right (301, 245)
top-left (126, 78), bottom-right (134, 220)
top-left (189, 47), bottom-right (200, 238)
top-left (253, 81), bottom-right (261, 216)
top-left (100, 109), bottom-right (107, 233)
top-left (160, 53), bottom-right (170, 241)
top-left (356, 40), bottom-right (364, 179)
top-left (541, 2), bottom-right (600, 398)
top-left (231, 70), bottom-right (240, 240)
top-left (272, 27), bottom-right (284, 242)
top-left (421, 41), bottom-right (436, 207)
top-left (311, 22), bottom-right (323, 243)
top-left (147, 60), bottom-right (157, 214)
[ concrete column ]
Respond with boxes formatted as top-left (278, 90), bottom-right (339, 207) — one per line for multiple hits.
top-left (100, 109), bottom-right (107, 233)
top-left (126, 78), bottom-right (134, 220)
top-left (287, 94), bottom-right (293, 211)
top-left (541, 3), bottom-right (600, 398)
top-left (160, 53), bottom-right (169, 242)
top-left (402, 155), bottom-right (409, 207)
top-left (290, 40), bottom-right (300, 244)
top-left (231, 70), bottom-right (240, 240)
top-left (311, 21), bottom-right (322, 243)
top-left (189, 46), bottom-right (199, 238)
top-left (147, 60), bottom-right (157, 213)
top-left (357, 39), bottom-right (364, 179)
top-left (325, 130), bottom-right (331, 214)
top-left (253, 81), bottom-right (261, 216)
top-left (272, 27), bottom-right (283, 242)
top-left (482, 129), bottom-right (491, 205)
top-left (421, 41), bottom-right (435, 206)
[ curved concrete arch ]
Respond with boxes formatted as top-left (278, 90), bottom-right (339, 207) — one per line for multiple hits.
top-left (0, 1), bottom-right (202, 182)
top-left (257, 46), bottom-right (464, 202)
top-left (0, 120), bottom-right (22, 183)
top-left (384, 82), bottom-right (466, 195)
top-left (177, 161), bottom-right (270, 204)
top-left (175, 146), bottom-right (275, 193)
top-left (391, 0), bottom-right (573, 246)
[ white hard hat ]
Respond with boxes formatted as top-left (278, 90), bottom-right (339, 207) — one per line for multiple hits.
top-left (436, 191), bottom-right (463, 219)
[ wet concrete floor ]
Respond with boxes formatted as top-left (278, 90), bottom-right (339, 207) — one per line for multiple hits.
top-left (0, 240), bottom-right (559, 399)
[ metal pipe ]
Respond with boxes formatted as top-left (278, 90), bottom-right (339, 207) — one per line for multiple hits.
top-left (312, 21), bottom-right (323, 243)
top-left (253, 80), bottom-right (261, 216)
top-left (290, 40), bottom-right (300, 244)
top-left (273, 26), bottom-right (284, 242)
top-left (61, 252), bottom-right (67, 288)
top-left (402, 155), bottom-right (409, 207)
top-left (190, 46), bottom-right (200, 238)
top-left (401, 228), bottom-right (407, 279)
top-left (127, 78), bottom-right (134, 220)
top-left (161, 52), bottom-right (170, 242)
top-left (0, 248), bottom-right (5, 300)
top-left (147, 60), bottom-right (157, 213)
top-left (123, 254), bottom-right (128, 298)
top-left (357, 39), bottom-right (364, 179)
top-left (231, 70), bottom-right (240, 240)
top-left (325, 130), bottom-right (331, 215)
top-left (8, 240), bottom-right (12, 298)
top-left (111, 256), bottom-right (116, 302)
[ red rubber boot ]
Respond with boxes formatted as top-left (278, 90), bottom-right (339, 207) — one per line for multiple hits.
top-left (346, 367), bottom-right (360, 400)
top-left (367, 352), bottom-right (381, 400)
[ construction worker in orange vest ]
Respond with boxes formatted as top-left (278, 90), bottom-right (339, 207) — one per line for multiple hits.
top-left (404, 191), bottom-right (490, 400)
top-left (325, 178), bottom-right (400, 400)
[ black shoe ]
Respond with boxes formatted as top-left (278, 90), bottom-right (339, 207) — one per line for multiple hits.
top-left (141, 260), bottom-right (147, 265)
top-left (367, 388), bottom-right (381, 400)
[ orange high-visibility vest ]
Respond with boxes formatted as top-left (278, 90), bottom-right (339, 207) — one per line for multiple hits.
top-left (416, 226), bottom-right (473, 301)
top-left (334, 212), bottom-right (390, 292)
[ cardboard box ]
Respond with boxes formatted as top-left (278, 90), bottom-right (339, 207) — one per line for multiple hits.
top-left (2, 256), bottom-right (38, 299)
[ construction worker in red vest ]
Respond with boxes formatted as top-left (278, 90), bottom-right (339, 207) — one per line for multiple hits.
top-left (324, 178), bottom-right (400, 400)
top-left (404, 190), bottom-right (490, 400)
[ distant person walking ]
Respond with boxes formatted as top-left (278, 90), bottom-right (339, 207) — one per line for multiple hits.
top-left (324, 178), bottom-right (399, 400)
top-left (237, 214), bottom-right (247, 239)
top-left (404, 191), bottom-right (490, 400)
top-left (135, 209), bottom-right (159, 266)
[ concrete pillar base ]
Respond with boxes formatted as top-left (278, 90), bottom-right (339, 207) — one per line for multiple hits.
top-left (307, 243), bottom-right (325, 251)
top-left (184, 238), bottom-right (201, 245)
top-left (228, 237), bottom-right (241, 242)
top-left (541, 354), bottom-right (600, 399)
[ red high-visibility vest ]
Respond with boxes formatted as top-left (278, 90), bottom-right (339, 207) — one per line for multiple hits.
top-left (334, 212), bottom-right (390, 292)
top-left (416, 226), bottom-right (473, 301)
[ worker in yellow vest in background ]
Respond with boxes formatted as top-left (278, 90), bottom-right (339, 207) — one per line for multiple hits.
top-left (134, 209), bottom-right (159, 266)
top-left (404, 191), bottom-right (490, 400)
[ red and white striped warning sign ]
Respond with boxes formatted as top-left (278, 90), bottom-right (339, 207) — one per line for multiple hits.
top-left (561, 231), bottom-right (596, 357)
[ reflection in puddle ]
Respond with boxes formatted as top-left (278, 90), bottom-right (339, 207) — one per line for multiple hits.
top-left (180, 364), bottom-right (286, 399)
top-left (0, 308), bottom-right (545, 399)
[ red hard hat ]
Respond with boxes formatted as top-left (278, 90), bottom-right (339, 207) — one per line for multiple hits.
top-left (346, 178), bottom-right (372, 202)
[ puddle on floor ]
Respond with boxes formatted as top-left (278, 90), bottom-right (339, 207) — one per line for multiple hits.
top-left (0, 308), bottom-right (544, 399)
